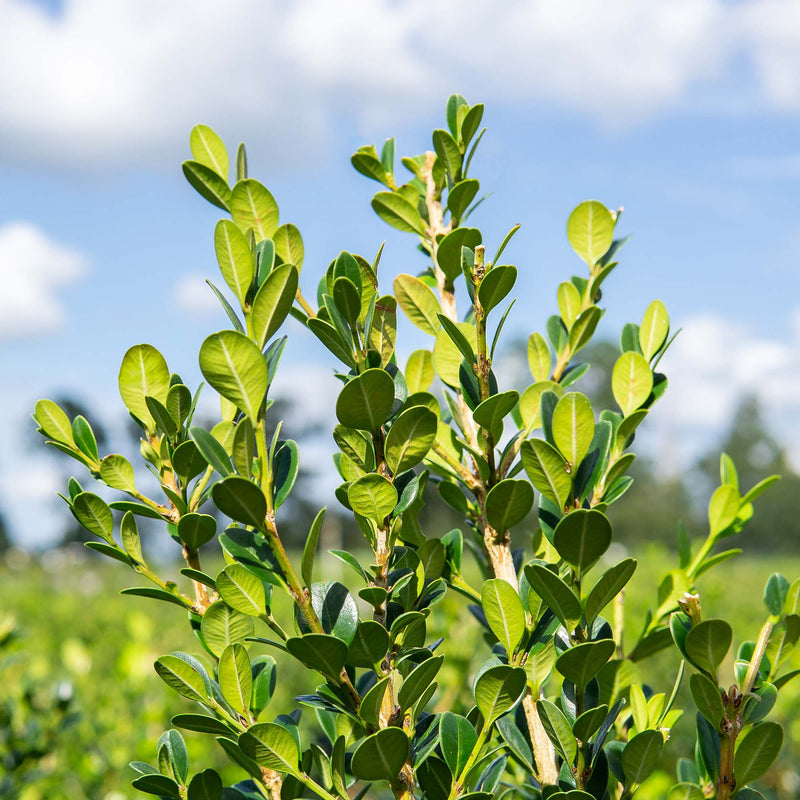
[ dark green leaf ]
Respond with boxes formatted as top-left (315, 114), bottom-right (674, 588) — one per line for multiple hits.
top-left (553, 509), bottom-right (612, 572)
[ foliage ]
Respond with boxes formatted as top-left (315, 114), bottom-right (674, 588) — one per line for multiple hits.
top-left (31, 96), bottom-right (796, 800)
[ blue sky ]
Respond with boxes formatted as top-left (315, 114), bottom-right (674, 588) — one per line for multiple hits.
top-left (2, 0), bottom-right (800, 546)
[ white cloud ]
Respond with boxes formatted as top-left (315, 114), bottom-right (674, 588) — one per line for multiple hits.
top-left (652, 310), bottom-right (800, 472)
top-left (0, 0), bottom-right (798, 170)
top-left (173, 273), bottom-right (222, 316)
top-left (0, 222), bottom-right (87, 339)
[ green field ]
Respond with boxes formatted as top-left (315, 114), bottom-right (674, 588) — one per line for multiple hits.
top-left (3, 544), bottom-right (800, 799)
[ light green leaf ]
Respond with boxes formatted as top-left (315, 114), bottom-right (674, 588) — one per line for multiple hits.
top-left (432, 322), bottom-right (477, 387)
top-left (273, 223), bottom-right (304, 270)
top-left (394, 274), bottom-right (441, 336)
top-left (557, 281), bottom-right (582, 329)
top-left (684, 619), bottom-right (732, 674)
top-left (478, 265), bottom-right (517, 313)
top-left (190, 124), bottom-right (229, 180)
top-left (199, 331), bottom-right (267, 423)
top-left (405, 349), bottom-right (434, 393)
top-left (33, 399), bottom-right (74, 444)
top-left (214, 219), bottom-right (253, 306)
top-left (527, 333), bottom-right (552, 383)
top-left (239, 722), bottom-right (300, 776)
top-left (440, 712), bottom-right (477, 777)
top-left (216, 563), bottom-right (266, 616)
top-left (200, 601), bottom-right (254, 658)
top-left (372, 191), bottom-right (426, 236)
top-left (520, 438), bottom-right (572, 509)
top-left (118, 344), bottom-right (170, 429)
top-left (552, 392), bottom-right (595, 468)
top-left (708, 484), bottom-right (740, 537)
top-left (348, 474), bottom-right (398, 522)
top-left (182, 161), bottom-right (231, 211)
top-left (99, 454), bottom-right (136, 492)
top-left (518, 381), bottom-right (563, 430)
top-left (230, 179), bottom-right (279, 241)
top-left (611, 351), bottom-right (653, 418)
top-left (639, 300), bottom-right (669, 361)
top-left (218, 643), bottom-right (252, 715)
top-left (482, 578), bottom-right (526, 656)
top-left (566, 201), bottom-right (614, 266)
top-left (72, 492), bottom-right (113, 541)
top-left (154, 654), bottom-right (208, 703)
top-left (690, 673), bottom-right (724, 726)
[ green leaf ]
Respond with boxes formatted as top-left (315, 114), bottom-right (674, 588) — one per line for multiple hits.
top-left (218, 643), bottom-right (252, 715)
top-left (348, 474), bottom-right (397, 522)
top-left (360, 676), bottom-right (390, 727)
top-left (190, 124), bottom-right (229, 180)
top-left (527, 333), bottom-right (552, 383)
top-left (552, 393), bottom-right (595, 468)
top-left (440, 712), bottom-right (477, 776)
top-left (557, 283), bottom-right (582, 331)
top-left (239, 722), bottom-right (300, 776)
top-left (333, 277), bottom-right (361, 325)
top-left (478, 265), bottom-right (516, 314)
top-left (372, 191), bottom-right (426, 236)
top-left (212, 477), bottom-right (267, 529)
top-left (306, 581), bottom-right (359, 643)
top-left (308, 317), bottom-right (355, 368)
top-left (523, 564), bottom-right (582, 630)
top-left (72, 492), bottom-right (113, 541)
top-left (119, 344), bottom-right (170, 429)
top-left (572, 704), bottom-right (609, 742)
top-left (708, 484), bottom-right (740, 538)
top-left (667, 785), bottom-right (705, 800)
top-left (99, 454), bottom-right (136, 492)
top-left (474, 664), bottom-right (527, 725)
top-left (734, 721), bottom-right (783, 786)
top-left (556, 640), bottom-right (615, 687)
top-left (252, 265), bottom-right (298, 348)
top-left (405, 349), bottom-right (435, 393)
top-left (622, 730), bottom-right (663, 784)
top-left (437, 228), bottom-right (482, 283)
top-left (447, 178), bottom-right (479, 221)
top-left (120, 512), bottom-right (143, 562)
top-left (553, 509), bottom-right (612, 572)
top-left (520, 438), bottom-right (571, 509)
top-left (485, 480), bottom-right (534, 532)
top-left (301, 507), bottom-right (326, 587)
top-left (199, 331), bottom-right (267, 423)
top-left (201, 600), bottom-right (254, 657)
top-left (433, 128), bottom-right (463, 181)
top-left (347, 620), bottom-right (390, 668)
top-left (684, 619), bottom-right (732, 674)
top-left (611, 352), bottom-right (653, 418)
top-left (132, 774), bottom-right (181, 798)
top-left (690, 673), bottom-right (724, 726)
top-left (432, 321), bottom-right (477, 387)
top-left (518, 381), bottom-right (563, 430)
top-left (385, 406), bottom-right (437, 474)
top-left (351, 145), bottom-right (389, 185)
top-left (336, 369), bottom-right (395, 432)
top-left (187, 769), bottom-right (223, 800)
top-left (393, 274), bottom-right (441, 336)
top-left (230, 179), bottom-right (279, 241)
top-left (34, 399), bottom-right (74, 444)
top-left (177, 513), bottom-right (217, 550)
top-left (214, 219), bottom-right (253, 305)
top-left (182, 161), bottom-right (231, 211)
top-left (764, 573), bottom-right (789, 617)
top-left (537, 699), bottom-right (577, 764)
top-left (189, 427), bottom-right (233, 477)
top-left (473, 391), bottom-right (518, 436)
top-left (272, 440), bottom-right (299, 509)
top-left (398, 655), bottom-right (444, 710)
top-left (639, 300), bottom-right (669, 361)
top-left (273, 223), bottom-right (304, 270)
top-left (155, 654), bottom-right (208, 703)
top-left (566, 201), bottom-right (614, 266)
top-left (351, 728), bottom-right (410, 782)
top-left (584, 558), bottom-right (637, 623)
top-left (482, 579), bottom-right (526, 655)
top-left (216, 563), bottom-right (266, 616)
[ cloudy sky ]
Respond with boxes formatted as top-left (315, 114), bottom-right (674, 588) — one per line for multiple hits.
top-left (2, 0), bottom-right (800, 547)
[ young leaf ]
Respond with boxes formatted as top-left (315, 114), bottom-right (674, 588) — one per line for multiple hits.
top-left (218, 643), bottom-right (252, 715)
top-left (252, 265), bottom-right (299, 348)
top-left (566, 201), bottom-right (614, 267)
top-left (639, 300), bottom-right (669, 361)
top-left (611, 352), bottom-right (653, 418)
top-left (190, 124), bottom-right (229, 180)
top-left (552, 392), bottom-right (595, 469)
top-left (214, 219), bottom-right (254, 306)
top-left (230, 179), bottom-right (279, 241)
top-left (119, 344), bottom-right (171, 429)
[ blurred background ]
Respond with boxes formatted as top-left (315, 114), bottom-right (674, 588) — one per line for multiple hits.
top-left (2, 0), bottom-right (800, 797)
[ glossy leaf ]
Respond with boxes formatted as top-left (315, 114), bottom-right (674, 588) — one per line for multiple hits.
top-left (520, 438), bottom-right (571, 509)
top-left (622, 730), bottom-right (663, 784)
top-left (611, 352), bottom-right (652, 418)
top-left (734, 721), bottom-right (783, 786)
top-left (199, 331), bottom-right (268, 423)
top-left (478, 265), bottom-right (517, 313)
top-left (286, 634), bottom-right (347, 681)
top-left (348, 474), bottom-right (397, 522)
top-left (372, 191), bottom-right (426, 236)
top-left (567, 201), bottom-right (614, 266)
top-left (639, 300), bottom-right (669, 361)
top-left (177, 513), bottom-right (217, 550)
top-left (182, 160), bottom-right (231, 211)
top-left (218, 643), bottom-right (252, 715)
top-left (214, 219), bottom-right (253, 305)
top-left (485, 479), bottom-right (534, 532)
top-left (119, 344), bottom-right (170, 429)
top-left (556, 640), bottom-right (615, 687)
top-left (385, 405), bottom-right (437, 473)
top-left (336, 369), bottom-right (395, 432)
top-left (216, 563), bottom-right (266, 616)
top-left (537, 699), bottom-right (577, 764)
top-left (201, 601), bottom-right (254, 657)
top-left (351, 728), bottom-right (410, 782)
top-left (524, 564), bottom-right (582, 630)
top-left (690, 673), bottom-right (724, 726)
top-left (212, 477), bottom-right (267, 529)
top-left (685, 619), bottom-right (732, 674)
top-left (239, 722), bottom-right (300, 776)
top-left (474, 665), bottom-right (527, 724)
top-left (584, 558), bottom-right (637, 623)
top-left (482, 578), bottom-right (526, 655)
top-left (230, 179), bottom-right (279, 240)
top-left (552, 392), bottom-right (595, 468)
top-left (440, 712), bottom-right (477, 776)
top-left (553, 509), bottom-right (612, 571)
top-left (252, 265), bottom-right (298, 348)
